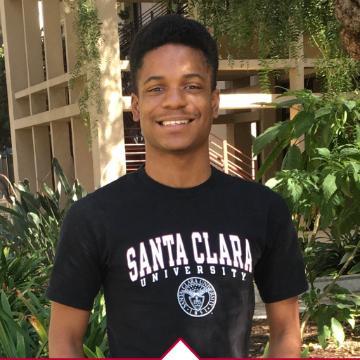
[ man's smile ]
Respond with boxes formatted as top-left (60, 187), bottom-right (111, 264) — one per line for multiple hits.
top-left (156, 115), bottom-right (197, 127)
top-left (157, 119), bottom-right (195, 127)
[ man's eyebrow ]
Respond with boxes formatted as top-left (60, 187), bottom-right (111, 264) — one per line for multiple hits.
top-left (143, 76), bottom-right (164, 85)
top-left (183, 73), bottom-right (206, 81)
top-left (143, 73), bottom-right (206, 85)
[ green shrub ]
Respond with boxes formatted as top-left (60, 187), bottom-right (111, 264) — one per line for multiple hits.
top-left (0, 159), bottom-right (108, 357)
top-left (253, 90), bottom-right (360, 347)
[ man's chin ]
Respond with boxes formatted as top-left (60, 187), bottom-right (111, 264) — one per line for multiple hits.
top-left (153, 144), bottom-right (202, 156)
top-left (163, 146), bottom-right (196, 155)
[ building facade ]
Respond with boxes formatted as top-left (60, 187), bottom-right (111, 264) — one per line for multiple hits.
top-left (0, 0), bottom-right (319, 192)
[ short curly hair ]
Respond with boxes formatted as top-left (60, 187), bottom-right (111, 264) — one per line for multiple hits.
top-left (129, 14), bottom-right (218, 93)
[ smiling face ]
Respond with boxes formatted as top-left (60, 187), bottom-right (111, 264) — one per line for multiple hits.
top-left (131, 44), bottom-right (219, 157)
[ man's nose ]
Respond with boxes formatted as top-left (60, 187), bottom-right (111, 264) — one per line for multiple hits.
top-left (162, 88), bottom-right (187, 109)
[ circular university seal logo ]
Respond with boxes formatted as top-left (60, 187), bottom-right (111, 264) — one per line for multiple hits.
top-left (177, 277), bottom-right (217, 317)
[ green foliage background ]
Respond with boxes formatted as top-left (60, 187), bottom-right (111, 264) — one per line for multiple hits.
top-left (66, 0), bottom-right (102, 142)
top-left (190, 0), bottom-right (360, 93)
top-left (253, 90), bottom-right (360, 347)
top-left (0, 160), bottom-right (108, 357)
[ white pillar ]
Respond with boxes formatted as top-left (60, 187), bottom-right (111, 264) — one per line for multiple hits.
top-left (91, 0), bottom-right (126, 187)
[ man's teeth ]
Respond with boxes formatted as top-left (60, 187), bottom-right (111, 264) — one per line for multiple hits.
top-left (161, 120), bottom-right (190, 126)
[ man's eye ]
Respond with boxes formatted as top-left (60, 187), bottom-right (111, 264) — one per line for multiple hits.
top-left (185, 84), bottom-right (202, 90)
top-left (148, 86), bottom-right (163, 93)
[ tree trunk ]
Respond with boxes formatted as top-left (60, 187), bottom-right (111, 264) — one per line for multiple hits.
top-left (334, 0), bottom-right (360, 60)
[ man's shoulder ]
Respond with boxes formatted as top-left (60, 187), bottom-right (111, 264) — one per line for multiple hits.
top-left (213, 170), bottom-right (289, 219)
top-left (216, 169), bottom-right (282, 203)
top-left (92, 171), bottom-right (137, 199)
top-left (69, 172), bottom-right (138, 214)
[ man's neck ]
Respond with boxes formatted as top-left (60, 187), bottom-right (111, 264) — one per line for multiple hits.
top-left (145, 148), bottom-right (211, 188)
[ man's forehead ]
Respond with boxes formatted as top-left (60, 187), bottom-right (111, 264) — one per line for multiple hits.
top-left (139, 45), bottom-right (210, 78)
top-left (141, 44), bottom-right (208, 68)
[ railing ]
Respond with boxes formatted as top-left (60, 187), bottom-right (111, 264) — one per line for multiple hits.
top-left (124, 131), bottom-right (256, 180)
top-left (119, 1), bottom-right (189, 58)
top-left (125, 137), bottom-right (146, 173)
top-left (209, 133), bottom-right (255, 180)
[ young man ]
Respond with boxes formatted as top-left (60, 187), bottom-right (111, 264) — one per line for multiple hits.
top-left (47, 14), bottom-right (308, 358)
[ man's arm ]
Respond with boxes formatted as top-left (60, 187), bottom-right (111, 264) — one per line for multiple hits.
top-left (265, 296), bottom-right (302, 358)
top-left (48, 301), bottom-right (90, 357)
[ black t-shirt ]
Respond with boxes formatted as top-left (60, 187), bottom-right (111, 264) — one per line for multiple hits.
top-left (47, 166), bottom-right (308, 357)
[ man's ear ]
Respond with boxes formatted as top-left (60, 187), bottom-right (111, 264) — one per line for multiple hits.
top-left (211, 88), bottom-right (220, 119)
top-left (131, 93), bottom-right (140, 122)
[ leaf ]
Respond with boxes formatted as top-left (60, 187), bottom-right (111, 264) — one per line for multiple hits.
top-left (253, 122), bottom-right (283, 155)
top-left (340, 147), bottom-right (360, 157)
top-left (282, 144), bottom-right (303, 170)
top-left (348, 262), bottom-right (360, 274)
top-left (344, 100), bottom-right (356, 112)
top-left (0, 307), bottom-right (31, 354)
top-left (1, 291), bottom-right (12, 316)
top-left (0, 205), bottom-right (23, 219)
top-left (318, 324), bottom-right (331, 349)
top-left (300, 346), bottom-right (310, 358)
top-left (53, 158), bottom-right (72, 195)
top-left (356, 124), bottom-right (360, 147)
top-left (287, 178), bottom-right (303, 202)
top-left (96, 346), bottom-right (105, 358)
top-left (276, 97), bottom-right (303, 108)
top-left (262, 341), bottom-right (269, 357)
top-left (342, 110), bottom-right (348, 125)
top-left (347, 317), bottom-right (355, 329)
top-left (28, 316), bottom-right (47, 344)
top-left (18, 190), bottom-right (39, 211)
top-left (322, 174), bottom-right (337, 201)
top-left (265, 177), bottom-right (281, 189)
top-left (339, 251), bottom-right (352, 265)
top-left (334, 303), bottom-right (352, 309)
top-left (315, 106), bottom-right (332, 119)
top-left (327, 284), bottom-right (351, 295)
top-left (83, 344), bottom-right (97, 358)
top-left (339, 175), bottom-right (353, 198)
top-left (316, 148), bottom-right (331, 158)
top-left (26, 292), bottom-right (45, 317)
top-left (16, 330), bottom-right (26, 357)
top-left (27, 213), bottom-right (41, 229)
top-left (278, 121), bottom-right (293, 139)
top-left (350, 162), bottom-right (360, 176)
top-left (15, 183), bottom-right (28, 193)
top-left (331, 317), bottom-right (345, 345)
top-left (292, 111), bottom-right (314, 138)
top-left (319, 121), bottom-right (333, 148)
top-left (0, 319), bottom-right (15, 357)
top-left (255, 140), bottom-right (288, 181)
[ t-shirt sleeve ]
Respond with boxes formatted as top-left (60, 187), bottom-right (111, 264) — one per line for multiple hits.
top-left (46, 197), bottom-right (105, 310)
top-left (254, 193), bottom-right (308, 303)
